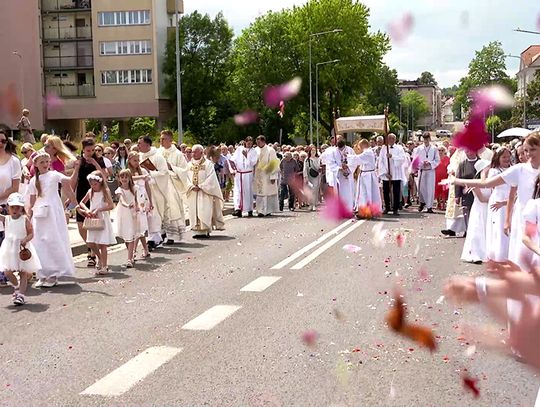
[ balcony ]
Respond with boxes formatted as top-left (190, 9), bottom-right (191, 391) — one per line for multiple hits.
top-left (167, 0), bottom-right (184, 14)
top-left (43, 26), bottom-right (91, 41)
top-left (42, 0), bottom-right (91, 12)
top-left (45, 84), bottom-right (95, 97)
top-left (44, 54), bottom-right (93, 69)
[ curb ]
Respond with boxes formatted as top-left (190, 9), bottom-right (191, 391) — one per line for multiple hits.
top-left (70, 207), bottom-right (235, 257)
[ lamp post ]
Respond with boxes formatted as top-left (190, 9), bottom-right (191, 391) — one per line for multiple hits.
top-left (513, 28), bottom-right (540, 35)
top-left (315, 59), bottom-right (339, 149)
top-left (309, 29), bottom-right (342, 146)
top-left (175, 0), bottom-right (183, 143)
top-left (505, 54), bottom-right (527, 128)
top-left (12, 51), bottom-right (24, 108)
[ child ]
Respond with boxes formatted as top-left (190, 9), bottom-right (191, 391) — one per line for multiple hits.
top-left (28, 152), bottom-right (77, 287)
top-left (128, 151), bottom-right (159, 258)
top-left (114, 169), bottom-right (138, 268)
top-left (0, 193), bottom-right (41, 305)
top-left (78, 171), bottom-right (115, 275)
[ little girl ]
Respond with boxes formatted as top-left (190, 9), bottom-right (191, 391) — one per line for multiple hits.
top-left (128, 151), bottom-right (159, 258)
top-left (28, 151), bottom-right (77, 287)
top-left (78, 171), bottom-right (115, 275)
top-left (0, 193), bottom-right (41, 305)
top-left (114, 169), bottom-right (138, 268)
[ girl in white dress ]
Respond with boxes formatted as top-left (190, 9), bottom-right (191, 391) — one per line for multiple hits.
top-left (28, 152), bottom-right (77, 287)
top-left (0, 193), bottom-right (40, 305)
top-left (78, 171), bottom-right (115, 275)
top-left (461, 160), bottom-right (491, 264)
top-left (485, 148), bottom-right (512, 261)
top-left (113, 169), bottom-right (138, 268)
top-left (347, 139), bottom-right (382, 215)
top-left (128, 152), bottom-right (159, 258)
top-left (452, 132), bottom-right (540, 268)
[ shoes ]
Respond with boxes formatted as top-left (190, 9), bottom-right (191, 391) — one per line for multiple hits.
top-left (247, 211), bottom-right (253, 217)
top-left (13, 293), bottom-right (25, 306)
top-left (404, 203), bottom-right (411, 208)
top-left (148, 241), bottom-right (157, 251)
top-left (87, 256), bottom-right (96, 267)
top-left (418, 203), bottom-right (425, 212)
top-left (392, 211), bottom-right (399, 216)
top-left (35, 279), bottom-right (45, 288)
top-left (462, 232), bottom-right (467, 238)
top-left (426, 208), bottom-right (434, 214)
top-left (290, 208), bottom-right (295, 211)
top-left (383, 210), bottom-right (389, 215)
top-left (165, 239), bottom-right (175, 245)
top-left (257, 213), bottom-right (265, 217)
top-left (233, 210), bottom-right (242, 218)
top-left (42, 277), bottom-right (58, 288)
top-left (473, 260), bottom-right (483, 265)
top-left (126, 260), bottom-right (134, 268)
top-left (441, 229), bottom-right (456, 237)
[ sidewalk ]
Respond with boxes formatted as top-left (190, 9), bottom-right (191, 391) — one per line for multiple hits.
top-left (69, 201), bottom-right (235, 256)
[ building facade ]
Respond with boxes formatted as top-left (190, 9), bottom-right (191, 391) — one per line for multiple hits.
top-left (0, 0), bottom-right (182, 137)
top-left (398, 80), bottom-right (442, 131)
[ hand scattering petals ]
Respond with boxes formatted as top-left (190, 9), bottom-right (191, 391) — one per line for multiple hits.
top-left (234, 110), bottom-right (259, 126)
top-left (263, 77), bottom-right (302, 108)
top-left (301, 329), bottom-right (319, 348)
top-left (343, 244), bottom-right (361, 253)
top-left (462, 374), bottom-right (480, 398)
top-left (386, 293), bottom-right (437, 351)
top-left (321, 194), bottom-right (353, 222)
top-left (372, 222), bottom-right (387, 248)
top-left (452, 115), bottom-right (489, 154)
top-left (387, 12), bottom-right (414, 44)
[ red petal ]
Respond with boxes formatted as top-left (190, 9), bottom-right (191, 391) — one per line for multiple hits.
top-left (452, 115), bottom-right (489, 154)
top-left (321, 194), bottom-right (353, 222)
top-left (462, 375), bottom-right (480, 398)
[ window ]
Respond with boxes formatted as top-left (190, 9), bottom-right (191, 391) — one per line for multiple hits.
top-left (100, 69), bottom-right (152, 85)
top-left (98, 11), bottom-right (151, 26)
top-left (99, 40), bottom-right (152, 56)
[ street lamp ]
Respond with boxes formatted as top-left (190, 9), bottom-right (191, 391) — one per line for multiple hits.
top-left (309, 29), bottom-right (342, 145)
top-left (513, 28), bottom-right (540, 35)
top-left (505, 53), bottom-right (527, 128)
top-left (12, 51), bottom-right (24, 108)
top-left (316, 59), bottom-right (339, 149)
top-left (175, 0), bottom-right (183, 143)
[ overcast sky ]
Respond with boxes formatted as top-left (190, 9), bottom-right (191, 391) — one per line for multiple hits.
top-left (184, 0), bottom-right (540, 88)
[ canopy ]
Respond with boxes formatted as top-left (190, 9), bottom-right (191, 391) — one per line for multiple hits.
top-left (335, 115), bottom-right (387, 134)
top-left (496, 127), bottom-right (531, 139)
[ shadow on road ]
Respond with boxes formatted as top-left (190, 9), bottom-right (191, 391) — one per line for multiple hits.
top-left (6, 303), bottom-right (50, 313)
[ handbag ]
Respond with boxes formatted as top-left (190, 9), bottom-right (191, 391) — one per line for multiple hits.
top-left (19, 244), bottom-right (32, 261)
top-left (307, 159), bottom-right (319, 178)
top-left (83, 217), bottom-right (105, 231)
top-left (33, 205), bottom-right (49, 218)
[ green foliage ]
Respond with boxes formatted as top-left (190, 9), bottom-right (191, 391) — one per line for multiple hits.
top-left (417, 71), bottom-right (437, 86)
top-left (486, 115), bottom-right (502, 134)
top-left (130, 117), bottom-right (157, 138)
top-left (85, 119), bottom-right (102, 134)
top-left (511, 71), bottom-right (540, 127)
top-left (442, 85), bottom-right (458, 97)
top-left (400, 90), bottom-right (429, 130)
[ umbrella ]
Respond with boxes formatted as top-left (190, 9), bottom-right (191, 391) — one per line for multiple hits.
top-left (496, 127), bottom-right (532, 139)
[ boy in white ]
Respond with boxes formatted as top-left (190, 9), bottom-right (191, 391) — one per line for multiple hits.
top-left (229, 137), bottom-right (258, 217)
top-left (325, 135), bottom-right (355, 212)
top-left (414, 132), bottom-right (440, 213)
top-left (377, 133), bottom-right (407, 215)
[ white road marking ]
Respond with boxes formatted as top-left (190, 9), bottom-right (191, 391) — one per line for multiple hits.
top-left (291, 220), bottom-right (365, 269)
top-left (271, 219), bottom-right (354, 269)
top-left (182, 305), bottom-right (242, 330)
top-left (240, 276), bottom-right (282, 292)
top-left (80, 346), bottom-right (182, 397)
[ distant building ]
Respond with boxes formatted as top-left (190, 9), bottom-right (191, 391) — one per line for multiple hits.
top-left (516, 45), bottom-right (540, 98)
top-left (398, 80), bottom-right (442, 131)
top-left (442, 96), bottom-right (454, 123)
top-left (0, 0), bottom-right (183, 137)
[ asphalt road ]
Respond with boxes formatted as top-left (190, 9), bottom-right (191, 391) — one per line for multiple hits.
top-left (0, 207), bottom-right (539, 407)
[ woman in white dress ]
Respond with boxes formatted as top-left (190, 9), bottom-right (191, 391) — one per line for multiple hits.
top-left (302, 145), bottom-right (321, 211)
top-left (28, 152), bottom-right (77, 287)
top-left (78, 171), bottom-right (115, 275)
top-left (452, 132), bottom-right (540, 268)
top-left (347, 139), bottom-right (382, 215)
top-left (485, 147), bottom-right (512, 261)
top-left (461, 160), bottom-right (491, 264)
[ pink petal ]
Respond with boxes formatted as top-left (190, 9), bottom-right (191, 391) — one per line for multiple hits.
top-left (343, 244), bottom-right (361, 253)
top-left (452, 114), bottom-right (489, 154)
top-left (44, 92), bottom-right (63, 109)
top-left (301, 329), bottom-right (319, 347)
top-left (396, 233), bottom-right (406, 248)
top-left (372, 222), bottom-right (387, 247)
top-left (411, 154), bottom-right (422, 172)
top-left (263, 77), bottom-right (302, 108)
top-left (234, 110), bottom-right (259, 126)
top-left (471, 85), bottom-right (514, 116)
top-left (387, 12), bottom-right (414, 44)
top-left (321, 194), bottom-right (353, 222)
top-left (368, 202), bottom-right (383, 218)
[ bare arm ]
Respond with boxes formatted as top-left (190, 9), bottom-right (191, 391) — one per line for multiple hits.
top-left (454, 174), bottom-right (505, 189)
top-left (21, 217), bottom-right (33, 246)
top-left (77, 190), bottom-right (92, 216)
top-left (504, 187), bottom-right (517, 236)
top-left (0, 179), bottom-right (20, 201)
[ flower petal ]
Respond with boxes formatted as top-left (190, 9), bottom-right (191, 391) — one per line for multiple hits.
top-left (263, 77), bottom-right (302, 108)
top-left (234, 110), bottom-right (259, 126)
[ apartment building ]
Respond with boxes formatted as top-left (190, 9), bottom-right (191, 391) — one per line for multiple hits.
top-left (398, 80), bottom-right (442, 131)
top-left (0, 0), bottom-right (183, 137)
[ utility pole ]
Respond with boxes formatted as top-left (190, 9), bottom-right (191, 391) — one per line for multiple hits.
top-left (175, 0), bottom-right (183, 143)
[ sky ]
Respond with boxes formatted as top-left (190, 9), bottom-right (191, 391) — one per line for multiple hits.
top-left (184, 0), bottom-right (540, 88)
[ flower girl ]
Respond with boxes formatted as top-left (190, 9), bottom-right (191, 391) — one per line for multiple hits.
top-left (114, 169), bottom-right (138, 268)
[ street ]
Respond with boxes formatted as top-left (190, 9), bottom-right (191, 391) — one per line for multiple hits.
top-left (1, 209), bottom-right (539, 407)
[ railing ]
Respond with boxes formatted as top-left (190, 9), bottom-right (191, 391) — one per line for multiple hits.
top-left (45, 84), bottom-right (95, 97)
top-left (42, 0), bottom-right (91, 12)
top-left (43, 26), bottom-right (92, 40)
top-left (43, 54), bottom-right (93, 69)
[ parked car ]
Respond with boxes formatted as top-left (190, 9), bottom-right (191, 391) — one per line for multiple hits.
top-left (436, 129), bottom-right (453, 137)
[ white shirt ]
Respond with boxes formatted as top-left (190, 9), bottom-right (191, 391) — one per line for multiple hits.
top-left (377, 144), bottom-right (407, 182)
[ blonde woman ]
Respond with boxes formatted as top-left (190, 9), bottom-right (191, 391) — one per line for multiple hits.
top-left (38, 135), bottom-right (76, 174)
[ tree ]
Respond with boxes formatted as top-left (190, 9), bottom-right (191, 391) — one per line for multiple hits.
top-left (511, 70), bottom-right (540, 127)
top-left (442, 85), bottom-right (458, 97)
top-left (400, 90), bottom-right (429, 130)
top-left (486, 114), bottom-right (502, 135)
top-left (417, 71), bottom-right (437, 86)
top-left (130, 117), bottom-right (157, 138)
top-left (163, 11), bottom-right (234, 144)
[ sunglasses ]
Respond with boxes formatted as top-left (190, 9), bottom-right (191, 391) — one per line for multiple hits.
top-left (0, 139), bottom-right (7, 144)
top-left (94, 148), bottom-right (103, 152)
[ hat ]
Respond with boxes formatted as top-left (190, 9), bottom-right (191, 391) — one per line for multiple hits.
top-left (474, 159), bottom-right (491, 175)
top-left (7, 192), bottom-right (25, 207)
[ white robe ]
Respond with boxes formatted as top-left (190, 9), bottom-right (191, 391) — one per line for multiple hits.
top-left (159, 145), bottom-right (188, 241)
top-left (485, 167), bottom-right (511, 261)
top-left (325, 146), bottom-right (356, 212)
top-left (177, 157), bottom-right (225, 235)
top-left (254, 145), bottom-right (279, 215)
top-left (414, 143), bottom-right (440, 209)
top-left (348, 149), bottom-right (381, 210)
top-left (377, 144), bottom-right (407, 183)
top-left (461, 188), bottom-right (490, 262)
top-left (230, 146), bottom-right (258, 212)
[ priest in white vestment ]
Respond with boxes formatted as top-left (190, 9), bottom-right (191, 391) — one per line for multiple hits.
top-left (176, 145), bottom-right (225, 237)
top-left (413, 132), bottom-right (440, 213)
top-left (229, 136), bottom-right (258, 217)
top-left (158, 130), bottom-right (187, 243)
top-left (325, 135), bottom-right (355, 212)
top-left (347, 138), bottom-right (382, 212)
top-left (377, 133), bottom-right (407, 215)
top-left (253, 135), bottom-right (279, 216)
top-left (137, 136), bottom-right (170, 245)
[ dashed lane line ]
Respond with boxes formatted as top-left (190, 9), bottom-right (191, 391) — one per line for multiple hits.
top-left (240, 276), bottom-right (282, 292)
top-left (181, 305), bottom-right (242, 331)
